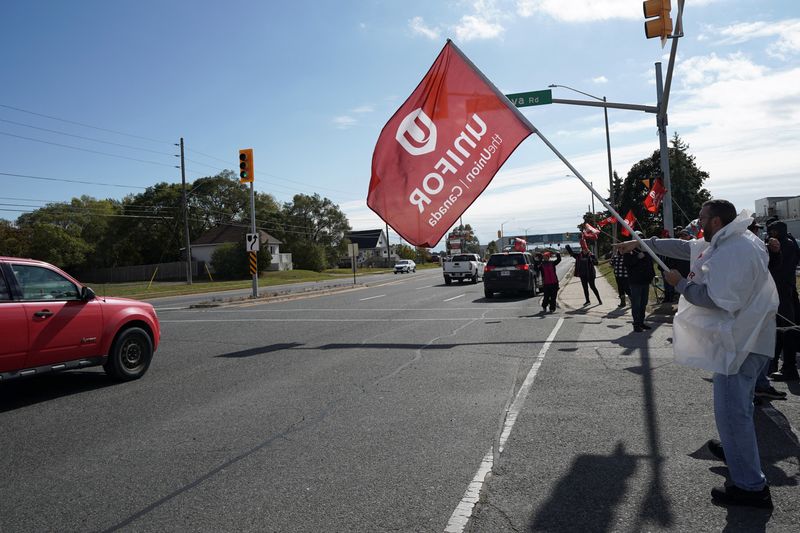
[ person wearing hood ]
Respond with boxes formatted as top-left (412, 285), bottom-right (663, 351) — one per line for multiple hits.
top-left (564, 244), bottom-right (602, 306)
top-left (615, 200), bottom-right (779, 509)
top-left (765, 220), bottom-right (799, 381)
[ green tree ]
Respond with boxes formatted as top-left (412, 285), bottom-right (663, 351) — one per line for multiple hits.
top-left (616, 133), bottom-right (711, 237)
top-left (276, 193), bottom-right (350, 269)
top-left (0, 220), bottom-right (30, 257)
top-left (486, 241), bottom-right (498, 256)
top-left (394, 244), bottom-right (415, 259)
top-left (414, 246), bottom-right (432, 263)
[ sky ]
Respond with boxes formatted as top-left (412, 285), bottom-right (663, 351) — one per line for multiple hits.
top-left (1, 0), bottom-right (799, 250)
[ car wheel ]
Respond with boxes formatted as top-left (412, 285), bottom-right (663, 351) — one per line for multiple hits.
top-left (104, 327), bottom-right (153, 382)
top-left (484, 288), bottom-right (493, 299)
top-left (471, 274), bottom-right (478, 284)
top-left (444, 277), bottom-right (452, 285)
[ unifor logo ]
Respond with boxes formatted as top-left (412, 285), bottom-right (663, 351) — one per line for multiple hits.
top-left (396, 108), bottom-right (437, 156)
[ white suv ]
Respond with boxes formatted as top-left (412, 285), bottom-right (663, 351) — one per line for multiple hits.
top-left (393, 260), bottom-right (416, 274)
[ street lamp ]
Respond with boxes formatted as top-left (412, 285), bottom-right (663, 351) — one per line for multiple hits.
top-left (500, 220), bottom-right (510, 248)
top-left (549, 84), bottom-right (616, 243)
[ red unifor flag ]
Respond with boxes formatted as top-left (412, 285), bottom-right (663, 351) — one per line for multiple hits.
top-left (597, 215), bottom-right (616, 227)
top-left (643, 178), bottom-right (666, 213)
top-left (368, 41), bottom-right (534, 247)
top-left (620, 209), bottom-right (637, 237)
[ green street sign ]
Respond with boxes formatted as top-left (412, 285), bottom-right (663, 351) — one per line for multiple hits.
top-left (505, 89), bottom-right (552, 108)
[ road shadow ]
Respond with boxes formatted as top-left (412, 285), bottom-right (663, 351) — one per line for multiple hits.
top-left (215, 342), bottom-right (304, 358)
top-left (529, 442), bottom-right (639, 532)
top-left (0, 371), bottom-right (113, 412)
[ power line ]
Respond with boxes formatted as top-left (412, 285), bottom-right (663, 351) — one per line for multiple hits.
top-left (0, 103), bottom-right (171, 144)
top-left (0, 171), bottom-right (151, 190)
top-left (0, 171), bottom-right (150, 189)
top-left (0, 131), bottom-right (178, 168)
top-left (0, 118), bottom-right (176, 156)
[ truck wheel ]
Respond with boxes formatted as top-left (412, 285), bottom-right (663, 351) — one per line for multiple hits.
top-left (444, 277), bottom-right (452, 285)
top-left (471, 274), bottom-right (478, 284)
top-left (104, 327), bottom-right (153, 382)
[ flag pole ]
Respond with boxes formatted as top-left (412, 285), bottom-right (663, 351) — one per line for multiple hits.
top-left (532, 128), bottom-right (668, 271)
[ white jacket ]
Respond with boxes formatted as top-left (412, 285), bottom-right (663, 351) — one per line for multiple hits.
top-left (672, 211), bottom-right (778, 374)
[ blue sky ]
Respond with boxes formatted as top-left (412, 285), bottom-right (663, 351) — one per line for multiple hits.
top-left (2, 1), bottom-right (798, 249)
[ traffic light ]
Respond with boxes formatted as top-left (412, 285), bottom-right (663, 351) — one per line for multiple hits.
top-left (239, 148), bottom-right (254, 183)
top-left (643, 0), bottom-right (672, 41)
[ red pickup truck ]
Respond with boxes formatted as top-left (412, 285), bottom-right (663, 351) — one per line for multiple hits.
top-left (0, 256), bottom-right (160, 382)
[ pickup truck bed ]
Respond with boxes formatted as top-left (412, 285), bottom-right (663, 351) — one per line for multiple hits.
top-left (443, 254), bottom-right (486, 285)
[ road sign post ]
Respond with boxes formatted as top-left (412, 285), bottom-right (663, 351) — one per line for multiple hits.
top-left (348, 243), bottom-right (358, 285)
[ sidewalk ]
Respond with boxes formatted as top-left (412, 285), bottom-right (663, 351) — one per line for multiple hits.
top-left (467, 272), bottom-right (800, 532)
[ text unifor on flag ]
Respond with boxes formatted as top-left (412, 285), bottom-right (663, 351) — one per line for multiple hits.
top-left (368, 40), bottom-right (534, 248)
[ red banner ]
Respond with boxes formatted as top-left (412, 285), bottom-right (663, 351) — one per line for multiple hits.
top-left (584, 222), bottom-right (600, 235)
top-left (512, 237), bottom-right (527, 252)
top-left (620, 209), bottom-right (637, 237)
top-left (368, 41), bottom-right (534, 247)
top-left (643, 178), bottom-right (666, 213)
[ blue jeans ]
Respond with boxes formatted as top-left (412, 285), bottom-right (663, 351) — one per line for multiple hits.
top-left (629, 283), bottom-right (649, 326)
top-left (713, 352), bottom-right (770, 491)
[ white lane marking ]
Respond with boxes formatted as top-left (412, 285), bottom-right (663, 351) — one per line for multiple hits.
top-left (160, 317), bottom-right (554, 323)
top-left (359, 294), bottom-right (386, 301)
top-left (443, 294), bottom-right (465, 302)
top-left (444, 317), bottom-right (565, 533)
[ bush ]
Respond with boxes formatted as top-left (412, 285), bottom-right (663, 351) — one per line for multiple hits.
top-left (211, 237), bottom-right (271, 279)
top-left (290, 242), bottom-right (328, 272)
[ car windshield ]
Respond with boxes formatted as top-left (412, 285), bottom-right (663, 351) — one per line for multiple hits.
top-left (487, 254), bottom-right (526, 267)
top-left (396, 261), bottom-right (410, 265)
top-left (451, 255), bottom-right (472, 262)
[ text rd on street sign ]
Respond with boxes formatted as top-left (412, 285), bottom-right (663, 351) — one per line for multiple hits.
top-left (505, 89), bottom-right (552, 108)
top-left (246, 233), bottom-right (259, 252)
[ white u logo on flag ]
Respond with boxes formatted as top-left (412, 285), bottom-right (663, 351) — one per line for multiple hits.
top-left (396, 109), bottom-right (437, 156)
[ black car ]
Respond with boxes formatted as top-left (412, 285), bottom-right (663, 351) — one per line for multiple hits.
top-left (483, 252), bottom-right (540, 298)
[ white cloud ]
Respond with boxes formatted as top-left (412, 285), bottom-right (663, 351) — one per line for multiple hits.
top-left (332, 116), bottom-right (357, 129)
top-left (677, 52), bottom-right (767, 88)
top-left (409, 16), bottom-right (440, 40)
top-left (701, 19), bottom-right (800, 60)
top-left (351, 105), bottom-right (374, 114)
top-left (454, 15), bottom-right (505, 41)
top-left (592, 76), bottom-right (608, 84)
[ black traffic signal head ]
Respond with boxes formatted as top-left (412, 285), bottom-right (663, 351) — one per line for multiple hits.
top-left (239, 148), bottom-right (254, 183)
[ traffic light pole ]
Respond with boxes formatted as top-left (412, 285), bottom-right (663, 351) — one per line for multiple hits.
top-left (655, 63), bottom-right (674, 236)
top-left (250, 181), bottom-right (258, 298)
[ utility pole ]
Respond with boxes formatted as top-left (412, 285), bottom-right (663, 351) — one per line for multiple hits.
top-left (179, 137), bottom-right (192, 285)
top-left (385, 222), bottom-right (390, 267)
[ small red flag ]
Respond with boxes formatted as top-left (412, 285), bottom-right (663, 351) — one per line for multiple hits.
top-left (643, 178), bottom-right (666, 213)
top-left (620, 209), bottom-right (637, 237)
top-left (597, 215), bottom-right (616, 227)
top-left (512, 237), bottom-right (527, 252)
top-left (368, 41), bottom-right (534, 247)
top-left (584, 222), bottom-right (600, 235)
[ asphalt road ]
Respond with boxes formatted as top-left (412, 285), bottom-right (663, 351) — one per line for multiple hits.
top-left (0, 262), bottom-right (573, 532)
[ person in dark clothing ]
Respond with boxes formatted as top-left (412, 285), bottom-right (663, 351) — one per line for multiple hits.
top-left (610, 249), bottom-right (629, 307)
top-left (537, 251), bottom-right (562, 312)
top-left (623, 232), bottom-right (656, 332)
top-left (565, 244), bottom-right (602, 306)
top-left (766, 220), bottom-right (799, 381)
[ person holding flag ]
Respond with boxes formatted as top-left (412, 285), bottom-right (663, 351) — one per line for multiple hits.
top-left (564, 243), bottom-right (601, 306)
top-left (614, 199), bottom-right (779, 508)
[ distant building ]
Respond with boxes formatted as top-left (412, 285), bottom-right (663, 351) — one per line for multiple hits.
top-left (193, 225), bottom-right (292, 271)
top-left (345, 229), bottom-right (395, 265)
top-left (754, 195), bottom-right (800, 236)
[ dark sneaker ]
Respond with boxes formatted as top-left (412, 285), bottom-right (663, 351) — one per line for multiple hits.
top-left (706, 439), bottom-right (726, 462)
top-left (618, 301), bottom-right (626, 308)
top-left (549, 306), bottom-right (556, 313)
top-left (633, 325), bottom-right (644, 332)
top-left (755, 385), bottom-right (787, 400)
top-left (711, 484), bottom-right (773, 509)
top-left (770, 371), bottom-right (799, 382)
top-left (597, 299), bottom-right (603, 305)
top-left (640, 323), bottom-right (652, 330)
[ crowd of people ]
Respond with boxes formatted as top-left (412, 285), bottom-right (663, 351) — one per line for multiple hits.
top-left (534, 199), bottom-right (798, 510)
